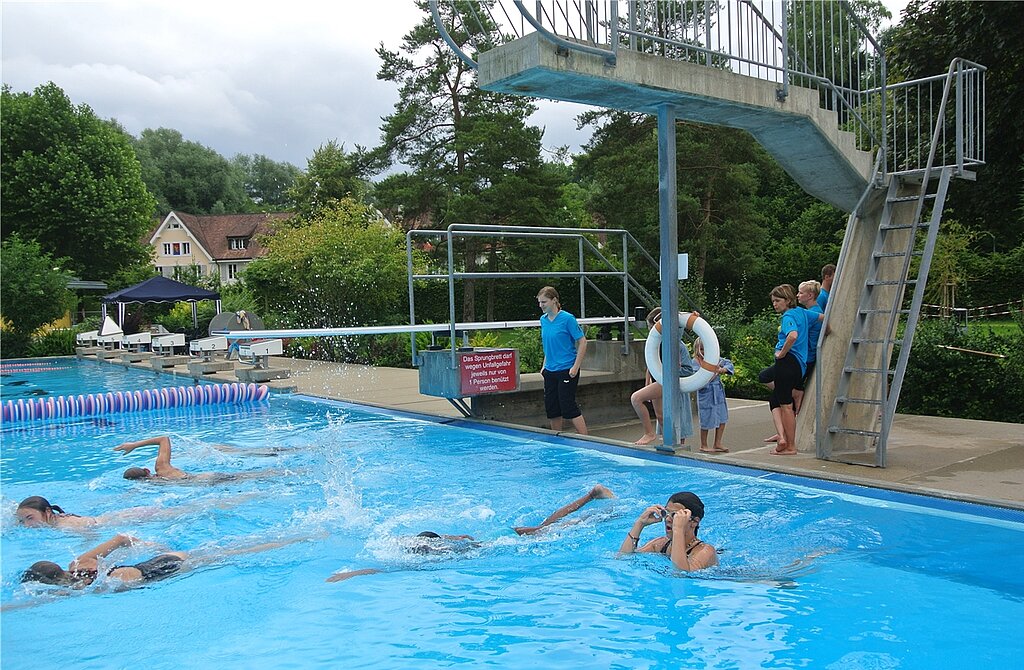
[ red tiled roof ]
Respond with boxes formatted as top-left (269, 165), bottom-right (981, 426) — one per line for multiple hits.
top-left (159, 211), bottom-right (293, 261)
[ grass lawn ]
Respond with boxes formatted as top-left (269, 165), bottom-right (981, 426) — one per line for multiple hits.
top-left (968, 319), bottom-right (1021, 337)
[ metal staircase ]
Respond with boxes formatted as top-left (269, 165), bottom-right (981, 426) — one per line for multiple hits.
top-left (824, 168), bottom-right (953, 466)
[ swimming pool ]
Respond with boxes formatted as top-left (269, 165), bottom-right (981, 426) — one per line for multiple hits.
top-left (2, 367), bottom-right (1023, 669)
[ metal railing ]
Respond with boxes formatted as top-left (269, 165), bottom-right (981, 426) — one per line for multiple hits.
top-left (875, 58), bottom-right (986, 176)
top-left (405, 223), bottom-right (672, 365)
top-left (431, 1), bottom-right (887, 152)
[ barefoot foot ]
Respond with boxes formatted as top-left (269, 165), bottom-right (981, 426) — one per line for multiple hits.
top-left (763, 434), bottom-right (780, 443)
top-left (634, 433), bottom-right (658, 446)
top-left (769, 447), bottom-right (798, 455)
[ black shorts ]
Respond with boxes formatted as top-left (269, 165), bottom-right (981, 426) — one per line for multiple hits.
top-left (542, 368), bottom-right (582, 420)
top-left (795, 360), bottom-right (816, 391)
top-left (758, 353), bottom-right (802, 409)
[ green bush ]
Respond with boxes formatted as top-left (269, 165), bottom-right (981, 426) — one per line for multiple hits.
top-left (26, 328), bottom-right (77, 357)
top-left (502, 328), bottom-right (544, 373)
top-left (898, 318), bottom-right (1024, 422)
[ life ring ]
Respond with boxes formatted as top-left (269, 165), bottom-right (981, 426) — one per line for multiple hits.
top-left (644, 311), bottom-right (721, 392)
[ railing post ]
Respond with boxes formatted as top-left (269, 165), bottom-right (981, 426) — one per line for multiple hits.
top-left (955, 60), bottom-right (964, 175)
top-left (447, 227), bottom-right (458, 367)
top-left (610, 0), bottom-right (619, 57)
top-left (578, 237), bottom-right (586, 318)
top-left (778, 0), bottom-right (790, 102)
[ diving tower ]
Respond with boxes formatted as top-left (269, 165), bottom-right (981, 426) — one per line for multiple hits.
top-left (430, 0), bottom-right (986, 465)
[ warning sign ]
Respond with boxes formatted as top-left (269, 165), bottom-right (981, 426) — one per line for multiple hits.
top-left (460, 349), bottom-right (519, 395)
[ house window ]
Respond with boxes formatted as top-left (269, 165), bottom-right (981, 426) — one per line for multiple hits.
top-left (227, 263), bottom-right (239, 280)
top-left (228, 237), bottom-right (250, 250)
top-left (168, 223), bottom-right (180, 229)
top-left (162, 242), bottom-right (191, 256)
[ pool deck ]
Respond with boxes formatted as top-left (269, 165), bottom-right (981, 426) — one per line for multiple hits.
top-left (123, 355), bottom-right (1024, 509)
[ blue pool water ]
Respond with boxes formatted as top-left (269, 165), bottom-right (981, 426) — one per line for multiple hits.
top-left (2, 363), bottom-right (1023, 669)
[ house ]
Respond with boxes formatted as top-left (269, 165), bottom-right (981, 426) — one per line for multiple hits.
top-left (148, 211), bottom-right (292, 284)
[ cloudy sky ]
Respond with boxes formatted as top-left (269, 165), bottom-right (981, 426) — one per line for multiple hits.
top-left (2, 0), bottom-right (908, 170)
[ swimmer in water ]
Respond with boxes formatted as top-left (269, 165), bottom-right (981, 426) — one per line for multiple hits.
top-left (14, 494), bottom-right (254, 530)
top-left (115, 436), bottom-right (286, 483)
top-left (619, 491), bottom-right (717, 572)
top-left (326, 485), bottom-right (617, 583)
top-left (18, 533), bottom-right (308, 592)
top-left (512, 484), bottom-right (616, 535)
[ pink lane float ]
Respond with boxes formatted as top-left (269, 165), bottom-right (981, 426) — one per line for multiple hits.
top-left (1, 382), bottom-right (270, 423)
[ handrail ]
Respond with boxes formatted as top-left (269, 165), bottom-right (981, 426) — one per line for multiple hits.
top-left (405, 223), bottom-right (679, 366)
top-left (815, 147), bottom-right (886, 459)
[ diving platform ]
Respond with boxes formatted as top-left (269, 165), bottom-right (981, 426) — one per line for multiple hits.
top-left (478, 32), bottom-right (872, 212)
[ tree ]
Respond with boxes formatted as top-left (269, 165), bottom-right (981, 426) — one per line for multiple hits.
top-left (133, 128), bottom-right (251, 215)
top-left (1, 83), bottom-right (157, 281)
top-left (244, 198), bottom-right (411, 331)
top-left (287, 141), bottom-right (371, 220)
top-left (232, 154), bottom-right (301, 209)
top-left (368, 0), bottom-right (566, 321)
top-left (0, 234), bottom-right (77, 358)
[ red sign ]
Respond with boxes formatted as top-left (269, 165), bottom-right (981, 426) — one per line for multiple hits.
top-left (460, 349), bottom-right (519, 395)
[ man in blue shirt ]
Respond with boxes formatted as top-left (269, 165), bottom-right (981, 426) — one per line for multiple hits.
top-left (817, 263), bottom-right (836, 311)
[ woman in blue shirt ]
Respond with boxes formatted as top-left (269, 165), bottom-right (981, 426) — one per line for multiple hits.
top-left (537, 286), bottom-right (588, 435)
top-left (757, 284), bottom-right (807, 455)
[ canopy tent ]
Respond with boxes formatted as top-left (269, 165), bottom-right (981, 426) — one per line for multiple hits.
top-left (101, 276), bottom-right (221, 328)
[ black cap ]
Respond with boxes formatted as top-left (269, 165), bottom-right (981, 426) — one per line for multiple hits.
top-left (668, 491), bottom-right (705, 519)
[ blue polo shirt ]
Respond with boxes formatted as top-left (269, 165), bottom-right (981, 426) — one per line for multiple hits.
top-left (817, 287), bottom-right (829, 311)
top-left (777, 307), bottom-right (808, 375)
top-left (801, 304), bottom-right (823, 363)
top-left (540, 310), bottom-right (585, 371)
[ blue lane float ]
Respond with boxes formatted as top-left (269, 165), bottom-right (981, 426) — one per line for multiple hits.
top-left (1, 382), bottom-right (270, 423)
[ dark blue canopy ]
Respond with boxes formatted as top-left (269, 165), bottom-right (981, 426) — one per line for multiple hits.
top-left (101, 276), bottom-right (220, 304)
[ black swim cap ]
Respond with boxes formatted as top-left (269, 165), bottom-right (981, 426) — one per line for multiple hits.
top-left (668, 491), bottom-right (706, 519)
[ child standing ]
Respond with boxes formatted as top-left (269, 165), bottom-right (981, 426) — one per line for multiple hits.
top-left (692, 337), bottom-right (734, 453)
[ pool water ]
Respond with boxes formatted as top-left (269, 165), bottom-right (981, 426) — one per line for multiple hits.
top-left (2, 372), bottom-right (1023, 668)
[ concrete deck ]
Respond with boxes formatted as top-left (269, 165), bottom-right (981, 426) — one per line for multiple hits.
top-left (106, 354), bottom-right (1024, 510)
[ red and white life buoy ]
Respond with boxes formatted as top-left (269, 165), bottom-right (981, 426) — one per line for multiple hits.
top-left (644, 311), bottom-right (721, 392)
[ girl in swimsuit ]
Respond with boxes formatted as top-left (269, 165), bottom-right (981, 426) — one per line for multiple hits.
top-left (14, 494), bottom-right (254, 530)
top-left (20, 534), bottom-right (309, 590)
top-left (618, 491), bottom-right (718, 572)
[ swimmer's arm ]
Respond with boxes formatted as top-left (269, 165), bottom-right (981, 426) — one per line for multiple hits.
top-left (71, 534), bottom-right (136, 571)
top-left (326, 568), bottom-right (381, 583)
top-left (671, 543), bottom-right (718, 572)
top-left (114, 435), bottom-right (169, 455)
top-left (216, 535), bottom-right (312, 561)
top-left (619, 506), bottom-right (663, 554)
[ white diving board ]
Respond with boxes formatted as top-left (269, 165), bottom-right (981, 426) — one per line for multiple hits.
top-left (215, 316), bottom-right (635, 340)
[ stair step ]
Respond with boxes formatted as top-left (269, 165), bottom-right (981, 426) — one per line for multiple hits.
top-left (836, 396), bottom-right (884, 405)
top-left (888, 193), bottom-right (937, 203)
top-left (873, 251), bottom-right (922, 258)
top-left (867, 279), bottom-right (917, 286)
top-left (859, 309), bottom-right (910, 315)
top-left (843, 366), bottom-right (893, 375)
top-left (881, 223), bottom-right (930, 231)
top-left (852, 338), bottom-right (893, 345)
top-left (828, 427), bottom-right (881, 437)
